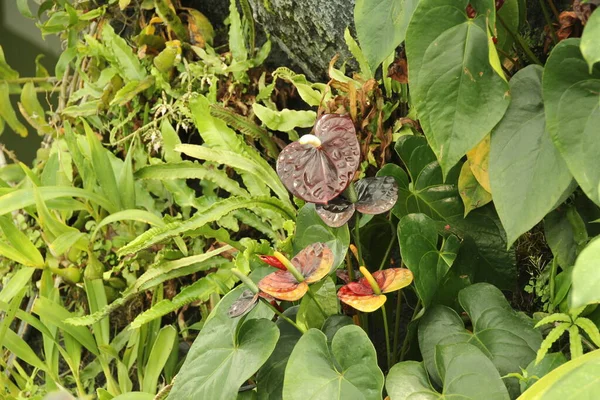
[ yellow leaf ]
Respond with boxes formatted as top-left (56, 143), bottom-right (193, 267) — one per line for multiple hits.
top-left (459, 159), bottom-right (492, 216)
top-left (467, 134), bottom-right (491, 193)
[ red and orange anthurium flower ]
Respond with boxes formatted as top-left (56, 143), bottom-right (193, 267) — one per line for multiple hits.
top-left (337, 266), bottom-right (413, 312)
top-left (257, 243), bottom-right (333, 301)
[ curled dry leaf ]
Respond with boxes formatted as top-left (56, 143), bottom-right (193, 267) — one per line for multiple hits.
top-left (316, 176), bottom-right (398, 227)
top-left (337, 268), bottom-right (413, 312)
top-left (276, 114), bottom-right (360, 204)
top-left (258, 243), bottom-right (334, 301)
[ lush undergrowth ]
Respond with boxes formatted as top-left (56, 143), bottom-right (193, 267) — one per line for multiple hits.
top-left (1, 0), bottom-right (600, 399)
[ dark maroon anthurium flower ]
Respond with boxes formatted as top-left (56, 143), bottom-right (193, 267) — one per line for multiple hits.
top-left (316, 176), bottom-right (398, 227)
top-left (276, 114), bottom-right (360, 204)
top-left (228, 290), bottom-right (275, 318)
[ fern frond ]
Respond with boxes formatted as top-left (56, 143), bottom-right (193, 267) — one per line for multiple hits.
top-left (135, 161), bottom-right (248, 197)
top-left (536, 322), bottom-right (570, 365)
top-left (118, 196), bottom-right (295, 256)
top-left (575, 317), bottom-right (600, 347)
top-left (209, 104), bottom-right (279, 159)
top-left (534, 313), bottom-right (571, 328)
top-left (176, 144), bottom-right (289, 203)
top-left (569, 325), bottom-right (583, 359)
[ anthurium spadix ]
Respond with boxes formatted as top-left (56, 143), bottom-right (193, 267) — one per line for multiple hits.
top-left (276, 114), bottom-right (360, 204)
top-left (338, 267), bottom-right (413, 312)
top-left (316, 176), bottom-right (398, 227)
top-left (257, 243), bottom-right (334, 301)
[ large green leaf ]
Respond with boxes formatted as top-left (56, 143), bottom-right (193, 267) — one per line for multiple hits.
top-left (519, 349), bottom-right (600, 400)
top-left (296, 278), bottom-right (338, 331)
top-left (544, 204), bottom-right (588, 269)
top-left (543, 38), bottom-right (600, 205)
top-left (386, 343), bottom-right (510, 400)
top-left (570, 237), bottom-right (600, 308)
top-left (406, 0), bottom-right (510, 175)
top-left (167, 287), bottom-right (279, 400)
top-left (382, 135), bottom-right (516, 289)
top-left (581, 8), bottom-right (600, 72)
top-left (0, 215), bottom-right (44, 267)
top-left (354, 0), bottom-right (419, 73)
top-left (520, 352), bottom-right (567, 393)
top-left (293, 203), bottom-right (349, 270)
top-left (283, 325), bottom-right (384, 400)
top-left (256, 307), bottom-right (302, 400)
top-left (490, 65), bottom-right (573, 246)
top-left (398, 213), bottom-right (460, 307)
top-left (418, 283), bottom-right (541, 396)
top-left (101, 24), bottom-right (145, 81)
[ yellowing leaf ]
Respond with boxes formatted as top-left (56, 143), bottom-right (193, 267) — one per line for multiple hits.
top-left (459, 160), bottom-right (492, 216)
top-left (467, 134), bottom-right (491, 193)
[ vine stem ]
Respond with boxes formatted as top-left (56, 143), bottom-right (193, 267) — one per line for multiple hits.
top-left (538, 0), bottom-right (559, 44)
top-left (354, 213), bottom-right (364, 265)
top-left (381, 303), bottom-right (392, 370)
top-left (260, 298), bottom-right (306, 334)
top-left (497, 14), bottom-right (542, 66)
top-left (0, 76), bottom-right (58, 84)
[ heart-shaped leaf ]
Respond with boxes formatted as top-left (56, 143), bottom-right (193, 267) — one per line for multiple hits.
top-left (519, 349), bottom-right (600, 400)
top-left (283, 325), bottom-right (384, 400)
top-left (256, 307), bottom-right (302, 400)
top-left (167, 287), bottom-right (278, 400)
top-left (398, 213), bottom-right (461, 307)
top-left (381, 135), bottom-right (516, 290)
top-left (490, 65), bottom-right (573, 246)
top-left (296, 277), bottom-right (338, 331)
top-left (276, 114), bottom-right (359, 204)
top-left (418, 283), bottom-right (542, 397)
top-left (569, 237), bottom-right (600, 309)
top-left (458, 159), bottom-right (492, 216)
top-left (581, 8), bottom-right (600, 72)
top-left (386, 343), bottom-right (510, 400)
top-left (543, 38), bottom-right (600, 205)
top-left (406, 0), bottom-right (510, 175)
top-left (294, 204), bottom-right (350, 269)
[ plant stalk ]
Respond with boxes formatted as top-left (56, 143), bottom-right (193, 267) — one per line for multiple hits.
top-left (538, 0), bottom-right (559, 44)
top-left (392, 290), bottom-right (403, 364)
top-left (399, 298), bottom-right (421, 362)
top-left (260, 298), bottom-right (306, 334)
top-left (378, 235), bottom-right (395, 271)
top-left (497, 14), bottom-right (542, 65)
top-left (381, 303), bottom-right (392, 370)
top-left (353, 213), bottom-right (364, 265)
top-left (306, 287), bottom-right (328, 318)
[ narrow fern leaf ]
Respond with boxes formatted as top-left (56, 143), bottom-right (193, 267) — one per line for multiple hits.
top-left (118, 196), bottom-right (295, 256)
top-left (209, 104), bottom-right (279, 159)
top-left (233, 209), bottom-right (279, 241)
top-left (575, 317), bottom-right (600, 348)
top-left (569, 325), bottom-right (583, 359)
top-left (177, 144), bottom-right (289, 202)
top-left (536, 322), bottom-right (570, 365)
top-left (135, 161), bottom-right (248, 197)
top-left (534, 313), bottom-right (571, 328)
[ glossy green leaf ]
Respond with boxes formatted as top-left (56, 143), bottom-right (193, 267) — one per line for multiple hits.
top-left (544, 205), bottom-right (587, 268)
top-left (581, 8), bottom-right (600, 72)
top-left (101, 24), bottom-right (145, 81)
top-left (458, 159), bottom-right (492, 216)
top-left (520, 353), bottom-right (567, 393)
top-left (570, 237), bottom-right (600, 308)
top-left (398, 213), bottom-right (460, 307)
top-left (283, 325), bottom-right (384, 400)
top-left (252, 104), bottom-right (316, 132)
top-left (0, 268), bottom-right (34, 303)
top-left (0, 45), bottom-right (18, 80)
top-left (167, 287), bottom-right (278, 400)
top-left (4, 328), bottom-right (47, 371)
top-left (344, 28), bottom-right (372, 79)
top-left (228, 0), bottom-right (248, 61)
top-left (296, 278), bottom-right (338, 331)
top-left (386, 343), bottom-right (510, 400)
top-left (383, 135), bottom-right (516, 289)
top-left (160, 119), bottom-right (182, 163)
top-left (490, 65), bottom-right (573, 246)
top-left (0, 83), bottom-right (27, 137)
top-left (406, 0), bottom-right (510, 175)
top-left (142, 325), bottom-right (177, 394)
top-left (18, 82), bottom-right (52, 135)
top-left (543, 38), bottom-right (600, 205)
top-left (354, 0), bottom-right (419, 73)
top-left (84, 121), bottom-right (121, 210)
top-left (256, 307), bottom-right (302, 400)
top-left (496, 0), bottom-right (519, 51)
top-left (419, 284), bottom-right (541, 396)
top-left (293, 203), bottom-right (349, 270)
top-left (519, 349), bottom-right (600, 400)
top-left (0, 215), bottom-right (44, 267)
top-left (118, 144), bottom-right (136, 210)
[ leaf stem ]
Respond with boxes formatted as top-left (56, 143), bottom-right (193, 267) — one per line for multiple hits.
top-left (392, 290), bottom-right (403, 364)
top-left (497, 14), bottom-right (542, 65)
top-left (0, 77), bottom-right (58, 84)
top-left (549, 258), bottom-right (558, 312)
top-left (353, 213), bottom-right (364, 265)
top-left (378, 233), bottom-right (395, 271)
top-left (381, 303), bottom-right (392, 370)
top-left (306, 287), bottom-right (328, 319)
top-left (538, 0), bottom-right (559, 44)
top-left (260, 298), bottom-right (306, 334)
